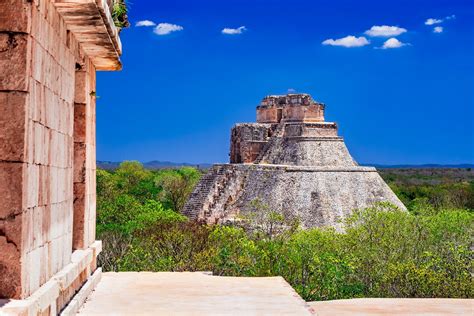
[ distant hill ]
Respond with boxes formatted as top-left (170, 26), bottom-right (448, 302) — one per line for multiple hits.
top-left (365, 163), bottom-right (474, 169)
top-left (97, 160), bottom-right (213, 170)
top-left (98, 161), bottom-right (473, 171)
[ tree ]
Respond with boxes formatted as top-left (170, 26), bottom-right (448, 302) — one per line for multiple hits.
top-left (157, 168), bottom-right (201, 212)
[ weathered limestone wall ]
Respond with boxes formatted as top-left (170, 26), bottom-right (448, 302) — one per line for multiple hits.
top-left (283, 123), bottom-right (338, 138)
top-left (282, 104), bottom-right (324, 123)
top-left (230, 123), bottom-right (275, 163)
top-left (234, 165), bottom-right (405, 228)
top-left (260, 137), bottom-right (357, 167)
top-left (184, 164), bottom-right (406, 229)
top-left (256, 107), bottom-right (282, 123)
top-left (0, 0), bottom-right (79, 299)
top-left (0, 0), bottom-right (118, 313)
top-left (256, 94), bottom-right (325, 124)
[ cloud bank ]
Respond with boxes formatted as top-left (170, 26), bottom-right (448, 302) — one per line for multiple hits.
top-left (365, 25), bottom-right (407, 37)
top-left (381, 38), bottom-right (408, 49)
top-left (425, 15), bottom-right (455, 26)
top-left (425, 18), bottom-right (443, 25)
top-left (222, 26), bottom-right (247, 35)
top-left (154, 23), bottom-right (184, 35)
top-left (322, 35), bottom-right (370, 47)
top-left (136, 20), bottom-right (156, 27)
top-left (433, 26), bottom-right (443, 33)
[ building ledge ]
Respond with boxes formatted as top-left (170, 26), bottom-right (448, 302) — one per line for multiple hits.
top-left (0, 241), bottom-right (102, 315)
top-left (53, 0), bottom-right (122, 71)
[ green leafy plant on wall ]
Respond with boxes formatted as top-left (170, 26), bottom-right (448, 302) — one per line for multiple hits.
top-left (112, 0), bottom-right (130, 29)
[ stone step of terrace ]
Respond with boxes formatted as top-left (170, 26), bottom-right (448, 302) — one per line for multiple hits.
top-left (308, 298), bottom-right (473, 316)
top-left (77, 272), bottom-right (314, 315)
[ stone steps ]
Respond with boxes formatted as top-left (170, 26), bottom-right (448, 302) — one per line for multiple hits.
top-left (182, 165), bottom-right (228, 219)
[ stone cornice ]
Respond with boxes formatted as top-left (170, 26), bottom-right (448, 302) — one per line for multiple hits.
top-left (53, 0), bottom-right (122, 70)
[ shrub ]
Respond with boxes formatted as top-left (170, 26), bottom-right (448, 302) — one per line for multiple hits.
top-left (209, 226), bottom-right (259, 276)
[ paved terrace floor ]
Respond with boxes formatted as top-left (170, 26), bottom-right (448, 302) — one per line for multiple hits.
top-left (78, 272), bottom-right (473, 316)
top-left (78, 272), bottom-right (314, 315)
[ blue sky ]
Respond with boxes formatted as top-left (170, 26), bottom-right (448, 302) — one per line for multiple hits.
top-left (96, 0), bottom-right (474, 164)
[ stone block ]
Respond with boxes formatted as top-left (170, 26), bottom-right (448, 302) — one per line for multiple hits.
top-left (38, 165), bottom-right (51, 206)
top-left (49, 167), bottom-right (58, 204)
top-left (49, 203), bottom-right (59, 241)
top-left (0, 33), bottom-right (30, 91)
top-left (24, 246), bottom-right (42, 295)
top-left (48, 237), bottom-right (61, 276)
top-left (74, 71), bottom-right (88, 104)
top-left (42, 204), bottom-right (51, 243)
top-left (26, 120), bottom-right (35, 164)
top-left (0, 236), bottom-right (22, 299)
top-left (33, 123), bottom-right (44, 165)
top-left (72, 182), bottom-right (86, 250)
top-left (31, 39), bottom-right (44, 83)
top-left (44, 87), bottom-right (57, 131)
top-left (26, 278), bottom-right (60, 312)
top-left (0, 162), bottom-right (25, 219)
top-left (73, 102), bottom-right (87, 143)
top-left (26, 163), bottom-right (39, 209)
top-left (0, 0), bottom-right (31, 33)
top-left (28, 78), bottom-right (42, 123)
top-left (22, 206), bottom-right (46, 252)
top-left (39, 243), bottom-right (49, 285)
top-left (65, 135), bottom-right (73, 169)
top-left (43, 127), bottom-right (51, 166)
top-left (0, 92), bottom-right (27, 162)
top-left (2, 212), bottom-right (23, 253)
top-left (63, 231), bottom-right (73, 268)
top-left (73, 142), bottom-right (86, 183)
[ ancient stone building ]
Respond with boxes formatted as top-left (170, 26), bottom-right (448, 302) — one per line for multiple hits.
top-left (183, 94), bottom-right (405, 228)
top-left (0, 0), bottom-right (122, 314)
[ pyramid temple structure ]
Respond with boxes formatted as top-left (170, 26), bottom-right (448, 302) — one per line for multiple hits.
top-left (183, 93), bottom-right (405, 228)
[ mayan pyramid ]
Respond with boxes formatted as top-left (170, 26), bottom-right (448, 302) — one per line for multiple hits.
top-left (183, 93), bottom-right (405, 228)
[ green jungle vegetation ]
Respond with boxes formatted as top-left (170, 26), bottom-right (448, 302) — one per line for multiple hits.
top-left (97, 162), bottom-right (473, 301)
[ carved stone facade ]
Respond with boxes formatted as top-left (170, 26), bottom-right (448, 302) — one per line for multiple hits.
top-left (0, 0), bottom-right (121, 314)
top-left (184, 94), bottom-right (405, 228)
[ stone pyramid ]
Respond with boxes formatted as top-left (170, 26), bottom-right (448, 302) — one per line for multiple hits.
top-left (183, 94), bottom-right (405, 228)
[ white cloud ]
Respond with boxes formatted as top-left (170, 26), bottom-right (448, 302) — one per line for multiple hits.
top-left (153, 23), bottom-right (184, 35)
top-left (322, 35), bottom-right (370, 47)
top-left (380, 37), bottom-right (408, 49)
top-left (365, 25), bottom-right (407, 37)
top-left (433, 26), bottom-right (443, 33)
top-left (425, 18), bottom-right (443, 25)
top-left (222, 26), bottom-right (247, 35)
top-left (425, 15), bottom-right (455, 26)
top-left (136, 20), bottom-right (156, 27)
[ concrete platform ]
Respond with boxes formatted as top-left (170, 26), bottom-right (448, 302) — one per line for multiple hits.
top-left (309, 298), bottom-right (473, 316)
top-left (77, 272), bottom-right (314, 315)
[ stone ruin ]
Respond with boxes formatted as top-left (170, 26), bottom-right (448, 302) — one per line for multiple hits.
top-left (183, 93), bottom-right (405, 228)
top-left (0, 0), bottom-right (122, 314)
